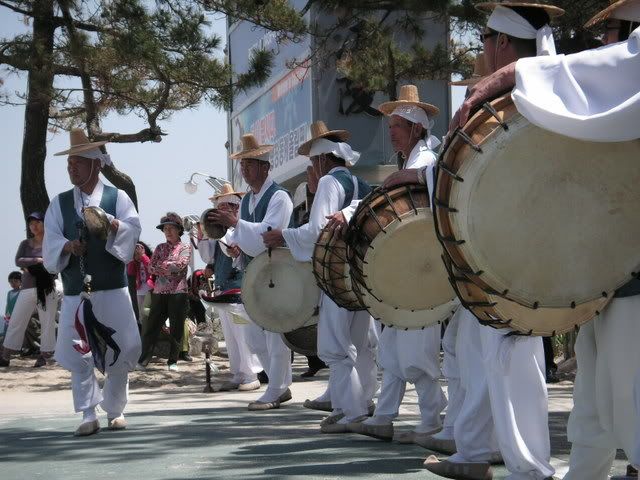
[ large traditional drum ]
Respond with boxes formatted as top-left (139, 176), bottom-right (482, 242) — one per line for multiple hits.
top-left (435, 93), bottom-right (640, 309)
top-left (347, 184), bottom-right (458, 329)
top-left (242, 248), bottom-right (321, 333)
top-left (312, 225), bottom-right (366, 311)
top-left (441, 254), bottom-right (610, 336)
top-left (281, 323), bottom-right (318, 357)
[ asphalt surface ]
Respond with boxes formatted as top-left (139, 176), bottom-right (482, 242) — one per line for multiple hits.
top-left (0, 353), bottom-right (630, 480)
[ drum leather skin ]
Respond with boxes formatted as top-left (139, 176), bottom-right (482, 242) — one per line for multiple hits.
top-left (345, 184), bottom-right (458, 329)
top-left (435, 94), bottom-right (640, 309)
top-left (242, 248), bottom-right (320, 333)
top-left (200, 208), bottom-right (227, 240)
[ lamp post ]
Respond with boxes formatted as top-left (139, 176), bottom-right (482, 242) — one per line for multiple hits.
top-left (184, 172), bottom-right (227, 195)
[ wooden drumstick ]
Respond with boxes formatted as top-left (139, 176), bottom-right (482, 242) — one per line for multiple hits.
top-left (267, 226), bottom-right (275, 288)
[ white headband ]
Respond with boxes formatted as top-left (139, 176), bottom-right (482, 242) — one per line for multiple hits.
top-left (76, 147), bottom-right (113, 167)
top-left (487, 5), bottom-right (556, 56)
top-left (214, 194), bottom-right (242, 207)
top-left (612, 4), bottom-right (640, 22)
top-left (308, 138), bottom-right (361, 166)
top-left (390, 105), bottom-right (441, 150)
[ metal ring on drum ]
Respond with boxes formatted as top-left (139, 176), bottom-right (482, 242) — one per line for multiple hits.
top-left (347, 184), bottom-right (457, 313)
top-left (242, 248), bottom-right (321, 333)
top-left (441, 253), bottom-right (610, 336)
top-left (434, 93), bottom-right (640, 309)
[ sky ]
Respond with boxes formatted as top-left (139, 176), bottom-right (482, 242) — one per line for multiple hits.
top-left (0, 8), bottom-right (467, 304)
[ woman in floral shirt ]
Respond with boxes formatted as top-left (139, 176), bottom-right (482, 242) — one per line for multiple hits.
top-left (138, 213), bottom-right (192, 371)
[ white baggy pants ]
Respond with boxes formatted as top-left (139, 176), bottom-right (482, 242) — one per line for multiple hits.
top-left (217, 308), bottom-right (262, 384)
top-left (3, 287), bottom-right (58, 353)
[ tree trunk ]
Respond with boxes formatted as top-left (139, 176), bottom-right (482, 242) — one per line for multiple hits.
top-left (20, 0), bottom-right (56, 217)
top-left (101, 163), bottom-right (139, 210)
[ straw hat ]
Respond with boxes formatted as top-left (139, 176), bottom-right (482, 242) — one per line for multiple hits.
top-left (229, 134), bottom-right (273, 161)
top-left (54, 128), bottom-right (108, 156)
top-left (377, 85), bottom-right (440, 117)
top-left (475, 1), bottom-right (565, 18)
top-left (450, 54), bottom-right (490, 86)
top-left (208, 183), bottom-right (246, 202)
top-left (297, 121), bottom-right (350, 156)
top-left (585, 0), bottom-right (640, 28)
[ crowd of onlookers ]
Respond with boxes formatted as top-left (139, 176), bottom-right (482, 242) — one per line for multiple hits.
top-left (0, 210), bottom-right (217, 371)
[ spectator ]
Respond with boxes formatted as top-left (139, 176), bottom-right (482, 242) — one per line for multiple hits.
top-left (138, 213), bottom-right (191, 371)
top-left (127, 241), bottom-right (154, 326)
top-left (0, 212), bottom-right (58, 368)
top-left (2, 271), bottom-right (22, 337)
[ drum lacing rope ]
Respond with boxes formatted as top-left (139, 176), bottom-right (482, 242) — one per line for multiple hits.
top-left (438, 163), bottom-right (464, 183)
top-left (433, 197), bottom-right (458, 213)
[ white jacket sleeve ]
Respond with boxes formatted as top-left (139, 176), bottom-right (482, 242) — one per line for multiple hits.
top-left (231, 190), bottom-right (293, 258)
top-left (43, 196), bottom-right (71, 274)
top-left (283, 176), bottom-right (344, 262)
top-left (105, 190), bottom-right (141, 263)
top-left (512, 28), bottom-right (640, 142)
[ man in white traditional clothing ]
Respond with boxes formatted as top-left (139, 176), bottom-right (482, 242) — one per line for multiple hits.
top-left (208, 134), bottom-right (293, 411)
top-left (263, 121), bottom-right (379, 433)
top-left (324, 85), bottom-right (448, 444)
top-left (43, 129), bottom-right (141, 436)
top-left (442, 4), bottom-right (640, 477)
top-left (197, 183), bottom-right (263, 392)
top-left (418, 3), bottom-right (564, 479)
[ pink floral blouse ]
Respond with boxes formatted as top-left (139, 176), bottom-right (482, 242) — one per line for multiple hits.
top-left (149, 241), bottom-right (192, 294)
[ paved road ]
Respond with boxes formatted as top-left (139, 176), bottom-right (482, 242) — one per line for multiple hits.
top-left (0, 355), bottom-right (629, 479)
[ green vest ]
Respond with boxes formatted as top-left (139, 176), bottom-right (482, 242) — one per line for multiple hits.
top-left (328, 170), bottom-right (372, 208)
top-left (59, 186), bottom-right (128, 295)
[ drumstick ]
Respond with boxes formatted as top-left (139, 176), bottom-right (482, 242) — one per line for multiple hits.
top-left (267, 226), bottom-right (275, 288)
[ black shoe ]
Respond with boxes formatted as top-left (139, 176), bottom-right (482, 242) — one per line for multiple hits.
top-left (546, 370), bottom-right (560, 383)
top-left (300, 367), bottom-right (321, 378)
top-left (33, 355), bottom-right (47, 368)
top-left (179, 352), bottom-right (193, 362)
top-left (257, 370), bottom-right (269, 384)
top-left (0, 357), bottom-right (9, 367)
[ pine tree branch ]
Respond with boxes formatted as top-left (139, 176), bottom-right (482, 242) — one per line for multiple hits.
top-left (0, 50), bottom-right (81, 75)
top-left (0, 0), bottom-right (32, 17)
top-left (93, 128), bottom-right (166, 143)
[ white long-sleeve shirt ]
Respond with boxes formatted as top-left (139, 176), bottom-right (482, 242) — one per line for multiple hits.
top-left (282, 167), bottom-right (352, 262)
top-left (43, 179), bottom-right (141, 275)
top-left (343, 139), bottom-right (438, 221)
top-left (512, 27), bottom-right (640, 142)
top-left (227, 177), bottom-right (293, 258)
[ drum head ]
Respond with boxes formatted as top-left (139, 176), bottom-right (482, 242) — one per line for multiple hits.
top-left (363, 212), bottom-right (456, 311)
top-left (444, 103), bottom-right (640, 307)
top-left (281, 323), bottom-right (318, 357)
top-left (200, 208), bottom-right (227, 239)
top-left (242, 248), bottom-right (321, 333)
top-left (355, 280), bottom-right (459, 329)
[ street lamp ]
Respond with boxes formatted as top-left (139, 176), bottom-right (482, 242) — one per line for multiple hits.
top-left (184, 172), bottom-right (227, 195)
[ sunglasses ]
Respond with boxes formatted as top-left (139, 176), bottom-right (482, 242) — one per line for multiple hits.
top-left (479, 31), bottom-right (498, 42)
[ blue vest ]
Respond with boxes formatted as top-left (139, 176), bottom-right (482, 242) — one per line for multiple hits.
top-left (239, 181), bottom-right (292, 266)
top-left (213, 243), bottom-right (243, 291)
top-left (614, 277), bottom-right (640, 298)
top-left (329, 170), bottom-right (372, 208)
top-left (59, 186), bottom-right (128, 295)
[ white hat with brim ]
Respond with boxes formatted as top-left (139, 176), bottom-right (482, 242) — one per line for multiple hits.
top-left (377, 85), bottom-right (440, 117)
top-left (475, 2), bottom-right (565, 18)
top-left (54, 128), bottom-right (108, 157)
top-left (230, 134), bottom-right (273, 161)
top-left (585, 0), bottom-right (640, 28)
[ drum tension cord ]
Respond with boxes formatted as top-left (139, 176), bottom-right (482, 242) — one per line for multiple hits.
top-left (267, 226), bottom-right (275, 288)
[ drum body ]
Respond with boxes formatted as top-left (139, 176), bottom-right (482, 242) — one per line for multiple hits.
top-left (281, 322), bottom-right (318, 357)
top-left (312, 225), bottom-right (365, 311)
top-left (435, 94), bottom-right (640, 309)
top-left (242, 248), bottom-right (321, 333)
top-left (347, 184), bottom-right (458, 329)
top-left (442, 255), bottom-right (609, 336)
